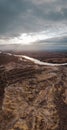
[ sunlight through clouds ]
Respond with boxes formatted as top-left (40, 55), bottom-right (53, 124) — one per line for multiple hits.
top-left (0, 24), bottom-right (67, 45)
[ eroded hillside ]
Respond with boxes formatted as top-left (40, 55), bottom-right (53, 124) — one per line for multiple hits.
top-left (0, 53), bottom-right (67, 130)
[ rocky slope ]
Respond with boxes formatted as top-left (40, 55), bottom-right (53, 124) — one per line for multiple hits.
top-left (0, 53), bottom-right (67, 130)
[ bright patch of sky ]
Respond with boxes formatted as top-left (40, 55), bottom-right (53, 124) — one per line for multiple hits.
top-left (0, 24), bottom-right (67, 45)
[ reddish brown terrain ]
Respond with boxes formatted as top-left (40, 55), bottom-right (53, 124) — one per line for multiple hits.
top-left (0, 52), bottom-right (67, 130)
top-left (14, 51), bottom-right (67, 63)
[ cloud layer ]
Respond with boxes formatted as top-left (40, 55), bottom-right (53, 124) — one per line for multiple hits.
top-left (0, 0), bottom-right (67, 51)
top-left (0, 0), bottom-right (67, 35)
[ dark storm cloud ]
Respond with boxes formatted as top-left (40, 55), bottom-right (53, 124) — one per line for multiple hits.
top-left (49, 36), bottom-right (67, 44)
top-left (0, 0), bottom-right (34, 35)
top-left (0, 0), bottom-right (67, 37)
top-left (36, 36), bottom-right (67, 45)
top-left (31, 1), bottom-right (67, 21)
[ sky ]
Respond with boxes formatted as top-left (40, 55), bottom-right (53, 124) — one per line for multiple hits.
top-left (0, 0), bottom-right (67, 51)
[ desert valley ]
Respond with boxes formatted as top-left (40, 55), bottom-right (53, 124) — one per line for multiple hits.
top-left (0, 51), bottom-right (67, 130)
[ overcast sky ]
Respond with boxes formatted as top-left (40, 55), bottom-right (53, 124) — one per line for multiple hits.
top-left (0, 0), bottom-right (67, 50)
